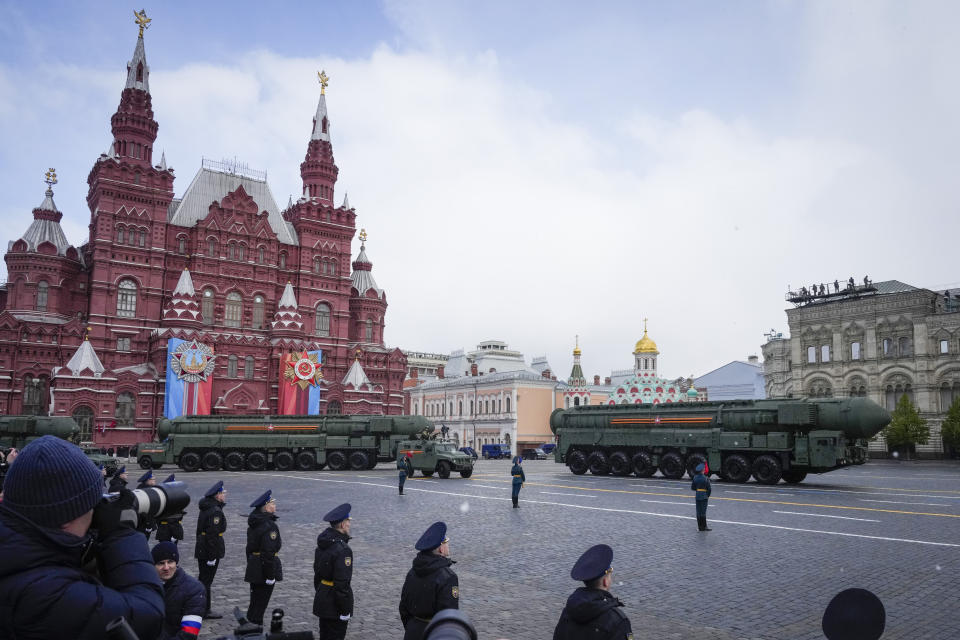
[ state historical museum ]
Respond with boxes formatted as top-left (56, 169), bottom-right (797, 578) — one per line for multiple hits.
top-left (0, 22), bottom-right (407, 447)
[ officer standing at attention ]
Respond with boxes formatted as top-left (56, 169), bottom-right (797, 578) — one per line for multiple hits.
top-left (195, 480), bottom-right (227, 619)
top-left (245, 490), bottom-right (282, 627)
top-left (152, 541), bottom-right (206, 640)
top-left (136, 470), bottom-right (158, 539)
top-left (690, 463), bottom-right (712, 531)
top-left (156, 474), bottom-right (185, 545)
top-left (313, 503), bottom-right (354, 639)
top-left (108, 465), bottom-right (128, 492)
top-left (553, 544), bottom-right (633, 640)
top-left (511, 456), bottom-right (526, 508)
top-left (399, 521), bottom-right (459, 640)
top-left (398, 452), bottom-right (413, 495)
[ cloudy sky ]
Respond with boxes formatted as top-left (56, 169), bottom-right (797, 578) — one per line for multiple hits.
top-left (2, 1), bottom-right (958, 381)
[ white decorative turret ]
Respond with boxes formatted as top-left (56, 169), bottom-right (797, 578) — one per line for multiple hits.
top-left (341, 192), bottom-right (351, 209)
top-left (271, 282), bottom-right (304, 332)
top-left (161, 268), bottom-right (201, 325)
top-left (342, 357), bottom-right (372, 389)
top-left (61, 336), bottom-right (106, 377)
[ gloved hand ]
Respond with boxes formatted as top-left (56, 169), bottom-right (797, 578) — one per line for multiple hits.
top-left (206, 560), bottom-right (217, 566)
top-left (339, 614), bottom-right (351, 621)
top-left (265, 579), bottom-right (276, 585)
top-left (92, 488), bottom-right (138, 537)
top-left (172, 539), bottom-right (180, 544)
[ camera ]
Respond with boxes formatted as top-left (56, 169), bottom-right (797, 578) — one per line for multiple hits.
top-left (98, 481), bottom-right (191, 530)
top-left (423, 609), bottom-right (478, 640)
top-left (211, 606), bottom-right (314, 640)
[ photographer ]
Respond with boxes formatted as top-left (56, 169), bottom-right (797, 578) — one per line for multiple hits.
top-left (0, 435), bottom-right (163, 639)
top-left (0, 446), bottom-right (17, 494)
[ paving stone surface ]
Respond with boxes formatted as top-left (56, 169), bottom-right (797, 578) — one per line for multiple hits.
top-left (146, 458), bottom-right (960, 640)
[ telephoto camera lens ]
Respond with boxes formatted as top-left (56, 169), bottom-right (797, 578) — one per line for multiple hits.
top-left (423, 609), bottom-right (478, 640)
top-left (129, 480), bottom-right (191, 519)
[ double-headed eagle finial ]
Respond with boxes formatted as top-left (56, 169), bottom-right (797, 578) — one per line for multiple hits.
top-left (44, 168), bottom-right (57, 189)
top-left (358, 228), bottom-right (367, 245)
top-left (134, 9), bottom-right (151, 38)
top-left (318, 70), bottom-right (329, 95)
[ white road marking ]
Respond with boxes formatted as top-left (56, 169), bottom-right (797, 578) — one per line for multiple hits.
top-left (725, 490), bottom-right (795, 496)
top-left (858, 499), bottom-right (951, 507)
top-left (538, 492), bottom-right (596, 498)
top-left (774, 511), bottom-right (880, 523)
top-left (265, 474), bottom-right (960, 548)
top-left (464, 484), bottom-right (503, 489)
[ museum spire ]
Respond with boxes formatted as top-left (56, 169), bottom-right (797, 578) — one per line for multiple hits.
top-left (108, 10), bottom-right (159, 167)
top-left (300, 70), bottom-right (339, 204)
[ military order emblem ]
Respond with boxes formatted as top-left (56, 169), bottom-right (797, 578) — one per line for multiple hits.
top-left (451, 586), bottom-right (459, 599)
top-left (345, 557), bottom-right (352, 567)
top-left (170, 340), bottom-right (216, 383)
top-left (213, 516), bottom-right (220, 525)
top-left (283, 350), bottom-right (323, 390)
top-left (270, 531), bottom-right (278, 540)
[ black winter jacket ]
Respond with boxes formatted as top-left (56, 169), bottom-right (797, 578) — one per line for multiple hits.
top-left (398, 552), bottom-right (459, 640)
top-left (244, 510), bottom-right (282, 583)
top-left (553, 587), bottom-right (633, 640)
top-left (108, 474), bottom-right (128, 492)
top-left (158, 566), bottom-right (206, 640)
top-left (0, 504), bottom-right (164, 640)
top-left (194, 496), bottom-right (226, 560)
top-left (313, 527), bottom-right (353, 618)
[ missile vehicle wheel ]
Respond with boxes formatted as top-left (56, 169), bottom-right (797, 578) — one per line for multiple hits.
top-left (138, 455), bottom-right (154, 470)
top-left (349, 451), bottom-right (368, 471)
top-left (608, 452), bottom-right (631, 476)
top-left (567, 450), bottom-right (588, 475)
top-left (180, 451), bottom-right (201, 472)
top-left (437, 461), bottom-right (452, 479)
top-left (274, 451), bottom-right (294, 471)
top-left (659, 452), bottom-right (685, 479)
top-left (587, 451), bottom-right (610, 475)
top-left (632, 452), bottom-right (655, 477)
top-left (685, 453), bottom-right (708, 479)
top-left (202, 451), bottom-right (222, 471)
top-left (366, 455), bottom-right (378, 469)
top-left (752, 454), bottom-right (782, 485)
top-left (327, 451), bottom-right (347, 471)
top-left (722, 454), bottom-right (751, 483)
top-left (459, 468), bottom-right (473, 478)
top-left (782, 470), bottom-right (807, 484)
top-left (224, 451), bottom-right (244, 472)
top-left (246, 451), bottom-right (267, 471)
top-left (296, 451), bottom-right (316, 471)
top-left (422, 470), bottom-right (434, 477)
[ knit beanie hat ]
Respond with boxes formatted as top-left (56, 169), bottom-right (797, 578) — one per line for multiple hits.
top-left (151, 541), bottom-right (180, 564)
top-left (1, 435), bottom-right (104, 529)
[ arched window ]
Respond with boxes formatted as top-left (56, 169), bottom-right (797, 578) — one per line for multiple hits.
top-left (851, 342), bottom-right (861, 360)
top-left (330, 261), bottom-right (337, 276)
top-left (116, 226), bottom-right (125, 243)
top-left (35, 280), bottom-right (48, 311)
top-left (313, 257), bottom-right (322, 273)
top-left (279, 252), bottom-right (286, 269)
top-left (898, 336), bottom-right (913, 357)
top-left (458, 401), bottom-right (463, 415)
top-left (327, 400), bottom-right (342, 414)
top-left (252, 295), bottom-right (264, 329)
top-left (506, 397), bottom-right (511, 413)
top-left (227, 355), bottom-right (238, 378)
top-left (237, 244), bottom-right (246, 261)
top-left (807, 346), bottom-right (816, 363)
top-left (202, 288), bottom-right (214, 325)
top-left (315, 303), bottom-right (331, 336)
top-left (207, 238), bottom-right (217, 257)
top-left (941, 340), bottom-right (950, 355)
top-left (177, 236), bottom-right (187, 254)
top-left (116, 279), bottom-right (137, 317)
top-left (882, 338), bottom-right (893, 356)
top-left (821, 345), bottom-right (830, 363)
top-left (258, 246), bottom-right (265, 263)
top-left (115, 392), bottom-right (135, 426)
top-left (72, 405), bottom-right (95, 442)
top-left (139, 230), bottom-right (146, 247)
top-left (227, 243), bottom-right (235, 260)
top-left (449, 402), bottom-right (453, 416)
top-left (224, 292), bottom-right (242, 328)
top-left (365, 318), bottom-right (373, 342)
top-left (244, 355), bottom-right (255, 379)
top-left (470, 400), bottom-right (474, 415)
top-left (22, 375), bottom-right (48, 416)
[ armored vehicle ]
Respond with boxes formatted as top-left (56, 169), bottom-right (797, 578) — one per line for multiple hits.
top-left (0, 415), bottom-right (118, 474)
top-left (397, 439), bottom-right (474, 478)
top-left (550, 397), bottom-right (890, 484)
top-left (139, 413), bottom-right (433, 472)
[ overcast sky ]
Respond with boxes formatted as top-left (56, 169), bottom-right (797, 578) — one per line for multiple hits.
top-left (2, 1), bottom-right (958, 381)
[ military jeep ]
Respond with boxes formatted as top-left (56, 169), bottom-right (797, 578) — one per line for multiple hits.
top-left (396, 439), bottom-right (474, 478)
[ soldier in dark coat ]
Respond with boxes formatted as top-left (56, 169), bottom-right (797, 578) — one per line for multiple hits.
top-left (136, 470), bottom-right (157, 540)
top-left (690, 463), bottom-right (712, 531)
top-left (152, 541), bottom-right (206, 640)
top-left (245, 490), bottom-right (282, 626)
top-left (156, 474), bottom-right (185, 544)
top-left (313, 503), bottom-right (354, 640)
top-left (398, 452), bottom-right (413, 495)
top-left (399, 521), bottom-right (459, 640)
top-left (194, 480), bottom-right (227, 619)
top-left (511, 456), bottom-right (526, 508)
top-left (108, 465), bottom-right (128, 492)
top-left (554, 544), bottom-right (633, 640)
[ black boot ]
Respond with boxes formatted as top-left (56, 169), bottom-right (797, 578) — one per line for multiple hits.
top-left (512, 496), bottom-right (518, 508)
top-left (703, 518), bottom-right (712, 532)
top-left (697, 516), bottom-right (706, 531)
top-left (399, 487), bottom-right (403, 495)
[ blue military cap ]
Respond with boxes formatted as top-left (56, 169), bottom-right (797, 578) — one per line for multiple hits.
top-left (695, 463), bottom-right (705, 473)
top-left (204, 480), bottom-right (224, 498)
top-left (822, 588), bottom-right (885, 640)
top-left (250, 489), bottom-right (274, 509)
top-left (415, 521), bottom-right (449, 551)
top-left (97, 462), bottom-right (105, 470)
top-left (323, 503), bottom-right (351, 523)
top-left (138, 470), bottom-right (153, 484)
top-left (117, 465), bottom-right (126, 475)
top-left (513, 456), bottom-right (522, 464)
top-left (571, 544), bottom-right (614, 582)
top-left (163, 474), bottom-right (176, 483)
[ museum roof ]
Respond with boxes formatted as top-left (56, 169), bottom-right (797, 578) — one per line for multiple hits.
top-left (63, 339), bottom-right (106, 377)
top-left (351, 245), bottom-right (384, 299)
top-left (125, 34), bottom-right (150, 92)
top-left (873, 280), bottom-right (919, 294)
top-left (342, 358), bottom-right (371, 388)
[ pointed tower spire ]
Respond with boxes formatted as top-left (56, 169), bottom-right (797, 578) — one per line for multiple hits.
top-left (17, 169), bottom-right (72, 255)
top-left (341, 192), bottom-right (350, 209)
top-left (271, 282), bottom-right (304, 332)
top-left (126, 10), bottom-right (152, 92)
top-left (350, 228), bottom-right (383, 299)
top-left (568, 335), bottom-right (586, 387)
top-left (342, 357), bottom-right (372, 389)
top-left (108, 10), bottom-right (159, 168)
top-left (63, 336), bottom-right (106, 377)
top-left (162, 268), bottom-right (202, 326)
top-left (158, 150), bottom-right (167, 171)
top-left (300, 70), bottom-right (339, 204)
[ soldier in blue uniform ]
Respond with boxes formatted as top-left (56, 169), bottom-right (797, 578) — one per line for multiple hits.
top-left (136, 470), bottom-right (158, 540)
top-left (245, 490), bottom-right (282, 626)
top-left (399, 521), bottom-right (459, 640)
top-left (690, 463), bottom-right (712, 531)
top-left (511, 456), bottom-right (526, 508)
top-left (553, 544), bottom-right (633, 640)
top-left (313, 503), bottom-right (354, 640)
top-left (822, 588), bottom-right (885, 640)
top-left (108, 465), bottom-right (128, 492)
top-left (195, 481), bottom-right (227, 619)
top-left (398, 452), bottom-right (413, 495)
top-left (156, 474), bottom-right (185, 545)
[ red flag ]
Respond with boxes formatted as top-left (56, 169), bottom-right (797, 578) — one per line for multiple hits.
top-left (704, 461), bottom-right (710, 475)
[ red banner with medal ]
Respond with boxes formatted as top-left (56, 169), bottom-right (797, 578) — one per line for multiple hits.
top-left (278, 350), bottom-right (323, 414)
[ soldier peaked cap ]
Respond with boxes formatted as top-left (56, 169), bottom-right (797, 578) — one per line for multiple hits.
top-left (513, 456), bottom-right (522, 464)
top-left (250, 489), bottom-right (274, 509)
top-left (323, 502), bottom-right (351, 523)
top-left (204, 480), bottom-right (224, 498)
top-left (571, 544), bottom-right (614, 582)
top-left (695, 463), bottom-right (705, 473)
top-left (163, 474), bottom-right (176, 483)
top-left (415, 521), bottom-right (449, 551)
top-left (138, 470), bottom-right (153, 483)
top-left (117, 466), bottom-right (126, 475)
top-left (822, 588), bottom-right (885, 640)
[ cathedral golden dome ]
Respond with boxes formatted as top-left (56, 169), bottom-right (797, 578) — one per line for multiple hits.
top-left (633, 321), bottom-right (659, 354)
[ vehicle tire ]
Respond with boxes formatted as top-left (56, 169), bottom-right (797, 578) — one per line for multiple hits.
top-left (685, 453), bottom-right (708, 478)
top-left (274, 451), bottom-right (294, 471)
top-left (180, 451), bottom-right (201, 473)
top-left (722, 454), bottom-right (751, 483)
top-left (752, 455), bottom-right (783, 485)
top-left (151, 462), bottom-right (163, 469)
top-left (349, 451), bottom-right (369, 471)
top-left (366, 454), bottom-right (378, 469)
top-left (138, 455), bottom-right (153, 470)
top-left (659, 452), bottom-right (685, 479)
top-left (223, 451), bottom-right (244, 472)
top-left (437, 461), bottom-right (452, 479)
top-left (631, 452), bottom-right (655, 477)
top-left (245, 451), bottom-right (267, 472)
top-left (201, 451), bottom-right (222, 472)
top-left (782, 470), bottom-right (807, 484)
top-left (327, 451), bottom-right (347, 471)
top-left (609, 451), bottom-right (632, 477)
top-left (296, 451), bottom-right (316, 471)
top-left (568, 450), bottom-right (588, 475)
top-left (587, 451), bottom-right (610, 475)
top-left (422, 470), bottom-right (434, 477)
top-left (460, 468), bottom-right (473, 478)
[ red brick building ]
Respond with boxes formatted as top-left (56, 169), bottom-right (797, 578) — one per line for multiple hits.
top-left (0, 28), bottom-right (406, 447)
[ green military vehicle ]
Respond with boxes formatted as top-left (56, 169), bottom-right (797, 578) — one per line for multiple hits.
top-left (397, 439), bottom-right (474, 478)
top-left (79, 442), bottom-right (120, 475)
top-left (0, 415), bottom-right (118, 475)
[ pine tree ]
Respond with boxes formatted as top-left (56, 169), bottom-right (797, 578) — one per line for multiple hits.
top-left (882, 394), bottom-right (929, 458)
top-left (940, 396), bottom-right (960, 454)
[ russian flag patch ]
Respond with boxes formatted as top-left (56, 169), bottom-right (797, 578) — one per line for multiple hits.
top-left (181, 615), bottom-right (202, 636)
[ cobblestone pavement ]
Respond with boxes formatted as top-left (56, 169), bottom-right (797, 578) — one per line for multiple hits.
top-left (152, 459), bottom-right (960, 640)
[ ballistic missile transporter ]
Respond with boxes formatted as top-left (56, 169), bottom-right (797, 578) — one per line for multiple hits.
top-left (138, 413), bottom-right (434, 472)
top-left (550, 397), bottom-right (891, 484)
top-left (0, 415), bottom-right (118, 475)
